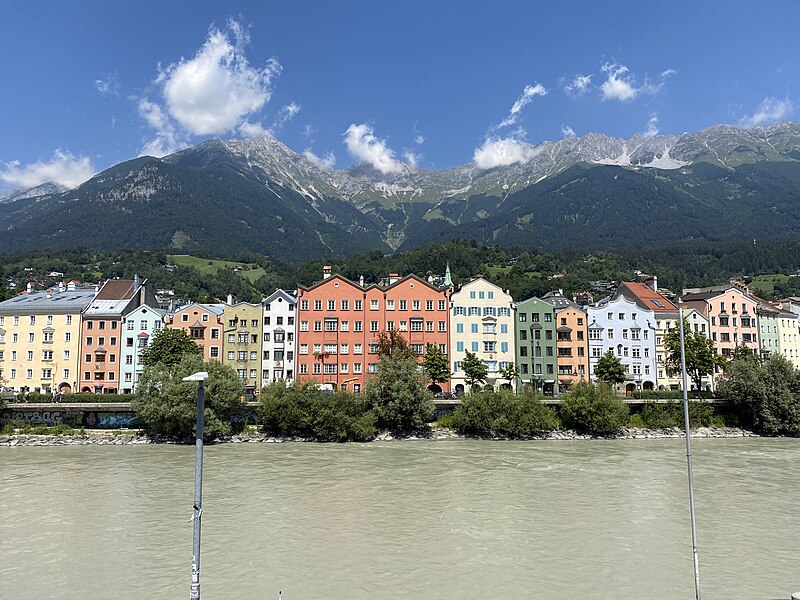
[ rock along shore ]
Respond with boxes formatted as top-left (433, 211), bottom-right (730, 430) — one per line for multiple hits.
top-left (0, 426), bottom-right (758, 447)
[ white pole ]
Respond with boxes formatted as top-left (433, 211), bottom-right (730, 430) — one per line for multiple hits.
top-left (679, 304), bottom-right (701, 600)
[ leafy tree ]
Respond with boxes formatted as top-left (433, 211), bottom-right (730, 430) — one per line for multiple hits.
top-left (717, 353), bottom-right (800, 435)
top-left (559, 382), bottom-right (629, 435)
top-left (366, 353), bottom-right (434, 432)
top-left (664, 317), bottom-right (725, 391)
top-left (140, 327), bottom-right (202, 367)
top-left (133, 355), bottom-right (243, 440)
top-left (499, 362), bottom-right (520, 388)
top-left (376, 330), bottom-right (416, 359)
top-left (422, 343), bottom-right (451, 387)
top-left (594, 350), bottom-right (626, 386)
top-left (462, 351), bottom-right (488, 391)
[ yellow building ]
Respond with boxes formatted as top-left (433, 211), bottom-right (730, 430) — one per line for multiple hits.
top-left (0, 287), bottom-right (96, 395)
top-left (222, 301), bottom-right (263, 393)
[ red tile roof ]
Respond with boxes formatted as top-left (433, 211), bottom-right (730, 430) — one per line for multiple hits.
top-left (620, 282), bottom-right (678, 312)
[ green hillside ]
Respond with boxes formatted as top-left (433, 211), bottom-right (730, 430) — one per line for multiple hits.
top-left (167, 255), bottom-right (267, 282)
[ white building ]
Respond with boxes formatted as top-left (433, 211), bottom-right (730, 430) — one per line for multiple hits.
top-left (449, 278), bottom-right (515, 394)
top-left (587, 295), bottom-right (658, 394)
top-left (261, 289), bottom-right (297, 388)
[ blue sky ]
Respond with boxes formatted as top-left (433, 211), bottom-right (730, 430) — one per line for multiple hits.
top-left (1, 1), bottom-right (799, 189)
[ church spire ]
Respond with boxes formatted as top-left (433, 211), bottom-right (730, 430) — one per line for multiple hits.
top-left (444, 262), bottom-right (452, 287)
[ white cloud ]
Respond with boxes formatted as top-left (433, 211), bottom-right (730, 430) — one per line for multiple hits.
top-left (739, 96), bottom-right (794, 128)
top-left (271, 101), bottom-right (301, 132)
top-left (561, 124), bottom-right (576, 138)
top-left (600, 63), bottom-right (638, 101)
top-left (415, 134), bottom-right (425, 145)
top-left (473, 137), bottom-right (541, 169)
top-left (238, 120), bottom-right (272, 137)
top-left (343, 123), bottom-right (405, 174)
top-left (565, 74), bottom-right (592, 96)
top-left (0, 150), bottom-right (95, 189)
top-left (94, 73), bottom-right (119, 96)
top-left (138, 98), bottom-right (187, 157)
top-left (303, 124), bottom-right (315, 140)
top-left (498, 83), bottom-right (548, 128)
top-left (303, 149), bottom-right (336, 170)
top-left (644, 114), bottom-right (659, 137)
top-left (402, 150), bottom-right (422, 169)
top-left (600, 62), bottom-right (676, 102)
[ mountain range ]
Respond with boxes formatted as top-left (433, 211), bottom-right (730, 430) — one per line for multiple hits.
top-left (2, 122), bottom-right (800, 264)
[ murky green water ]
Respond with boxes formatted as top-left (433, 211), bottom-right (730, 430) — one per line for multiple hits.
top-left (1, 438), bottom-right (799, 599)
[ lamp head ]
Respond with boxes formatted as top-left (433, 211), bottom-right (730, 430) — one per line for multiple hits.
top-left (182, 371), bottom-right (209, 382)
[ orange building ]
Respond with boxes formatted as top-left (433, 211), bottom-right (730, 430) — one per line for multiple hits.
top-left (541, 291), bottom-right (589, 388)
top-left (167, 303), bottom-right (225, 362)
top-left (296, 267), bottom-right (451, 395)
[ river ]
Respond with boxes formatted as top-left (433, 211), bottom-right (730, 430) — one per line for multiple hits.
top-left (1, 438), bottom-right (798, 599)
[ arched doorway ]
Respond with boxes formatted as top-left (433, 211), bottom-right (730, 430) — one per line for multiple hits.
top-left (499, 383), bottom-right (512, 390)
top-left (59, 383), bottom-right (72, 393)
top-left (81, 387), bottom-right (92, 393)
top-left (643, 381), bottom-right (655, 391)
top-left (427, 383), bottom-right (442, 395)
top-left (625, 383), bottom-right (636, 396)
top-left (454, 384), bottom-right (465, 396)
top-left (483, 384), bottom-right (494, 392)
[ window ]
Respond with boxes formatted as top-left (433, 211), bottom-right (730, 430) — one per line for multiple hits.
top-left (300, 299), bottom-right (309, 311)
top-left (386, 300), bottom-right (395, 310)
top-left (438, 300), bottom-right (446, 311)
top-left (324, 344), bottom-right (338, 354)
top-left (457, 341), bottom-right (464, 352)
top-left (354, 321), bottom-right (363, 332)
top-left (469, 307), bottom-right (480, 316)
top-left (341, 299), bottom-right (349, 310)
top-left (314, 299), bottom-right (322, 311)
top-left (13, 316), bottom-right (20, 326)
top-left (412, 300), bottom-right (420, 311)
top-left (410, 344), bottom-right (425, 355)
top-left (299, 363), bottom-right (308, 374)
top-left (484, 341), bottom-right (496, 353)
top-left (426, 321), bottom-right (434, 332)
top-left (483, 323), bottom-right (496, 334)
top-left (340, 363), bottom-right (348, 374)
top-left (370, 321), bottom-right (379, 332)
top-left (354, 300), bottom-right (363, 311)
top-left (340, 321), bottom-right (349, 331)
top-left (354, 344), bottom-right (362, 354)
top-left (426, 300), bottom-right (434, 311)
top-left (368, 363), bottom-right (378, 374)
top-left (26, 350), bottom-right (33, 361)
top-left (340, 343), bottom-right (349, 354)
top-left (324, 319), bottom-right (338, 332)
top-left (454, 306), bottom-right (466, 316)
top-left (28, 333), bottom-right (34, 343)
top-left (369, 343), bottom-right (379, 354)
top-left (43, 331), bottom-right (54, 342)
top-left (471, 324), bottom-right (478, 334)
top-left (314, 321), bottom-right (322, 332)
top-left (471, 341), bottom-right (479, 352)
top-left (353, 363), bottom-right (362, 374)
top-left (607, 329), bottom-right (614, 339)
top-left (386, 321), bottom-right (395, 331)
top-left (370, 300), bottom-right (379, 310)
top-left (438, 321), bottom-right (446, 332)
top-left (410, 319), bottom-right (423, 332)
top-left (399, 300), bottom-right (407, 311)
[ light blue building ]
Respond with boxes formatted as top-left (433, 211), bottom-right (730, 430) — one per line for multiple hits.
top-left (120, 304), bottom-right (167, 393)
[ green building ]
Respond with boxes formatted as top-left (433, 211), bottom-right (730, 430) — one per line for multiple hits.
top-left (515, 297), bottom-right (558, 395)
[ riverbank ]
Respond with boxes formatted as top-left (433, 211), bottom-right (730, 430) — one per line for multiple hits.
top-left (0, 426), bottom-right (759, 446)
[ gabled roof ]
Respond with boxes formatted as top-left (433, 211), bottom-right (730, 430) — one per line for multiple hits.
top-left (615, 282), bottom-right (678, 313)
top-left (175, 303), bottom-right (224, 316)
top-left (262, 288), bottom-right (297, 305)
top-left (541, 291), bottom-right (585, 311)
top-left (299, 272), bottom-right (447, 295)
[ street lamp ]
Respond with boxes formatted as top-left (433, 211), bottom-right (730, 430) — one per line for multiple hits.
top-left (183, 370), bottom-right (209, 600)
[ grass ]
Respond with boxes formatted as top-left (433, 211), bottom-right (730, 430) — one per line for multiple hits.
top-left (750, 273), bottom-right (791, 296)
top-left (168, 255), bottom-right (267, 283)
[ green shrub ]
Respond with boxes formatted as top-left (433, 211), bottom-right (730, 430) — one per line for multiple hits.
top-left (257, 381), bottom-right (376, 442)
top-left (436, 414), bottom-right (455, 429)
top-left (451, 390), bottom-right (558, 437)
top-left (559, 382), bottom-right (629, 436)
top-left (637, 401), bottom-right (714, 429)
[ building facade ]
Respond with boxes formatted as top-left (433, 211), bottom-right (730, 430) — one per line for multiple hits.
top-left (776, 309), bottom-right (800, 368)
top-left (222, 301), bottom-right (263, 394)
top-left (261, 289), bottom-right (297, 387)
top-left (168, 303), bottom-right (225, 363)
top-left (296, 268), bottom-right (450, 395)
top-left (681, 284), bottom-right (761, 376)
top-left (587, 295), bottom-right (658, 393)
top-left (0, 287), bottom-right (95, 394)
top-left (541, 290), bottom-right (589, 389)
top-left (514, 297), bottom-right (556, 395)
top-left (119, 304), bottom-right (166, 394)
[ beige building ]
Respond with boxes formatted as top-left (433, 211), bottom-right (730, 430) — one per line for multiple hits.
top-left (222, 300), bottom-right (263, 393)
top-left (449, 278), bottom-right (515, 394)
top-left (0, 287), bottom-right (96, 395)
top-left (776, 310), bottom-right (800, 368)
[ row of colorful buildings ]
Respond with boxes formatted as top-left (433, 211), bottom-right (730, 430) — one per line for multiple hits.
top-left (2, 268), bottom-right (800, 396)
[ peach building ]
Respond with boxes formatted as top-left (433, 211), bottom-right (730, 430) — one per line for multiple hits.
top-left (296, 267), bottom-right (451, 395)
top-left (541, 291), bottom-right (589, 388)
top-left (167, 303), bottom-right (225, 362)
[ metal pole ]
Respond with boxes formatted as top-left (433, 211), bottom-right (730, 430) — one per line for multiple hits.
top-left (190, 380), bottom-right (205, 600)
top-left (679, 305), bottom-right (701, 600)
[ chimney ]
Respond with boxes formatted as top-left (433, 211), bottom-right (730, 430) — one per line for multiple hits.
top-left (323, 265), bottom-right (332, 280)
top-left (133, 273), bottom-right (140, 291)
top-left (67, 281), bottom-right (76, 292)
top-left (388, 273), bottom-right (400, 285)
top-left (45, 289), bottom-right (52, 299)
top-left (227, 293), bottom-right (234, 305)
top-left (646, 276), bottom-right (658, 292)
top-left (58, 281), bottom-right (65, 293)
top-left (359, 275), bottom-right (365, 287)
top-left (26, 282), bottom-right (33, 294)
top-left (558, 288), bottom-right (563, 296)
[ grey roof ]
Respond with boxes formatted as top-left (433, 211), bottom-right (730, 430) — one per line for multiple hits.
top-left (197, 303), bottom-right (225, 316)
top-left (263, 288), bottom-right (297, 305)
top-left (0, 290), bottom-right (96, 314)
top-left (84, 298), bottom-right (134, 317)
top-left (540, 291), bottom-right (585, 311)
